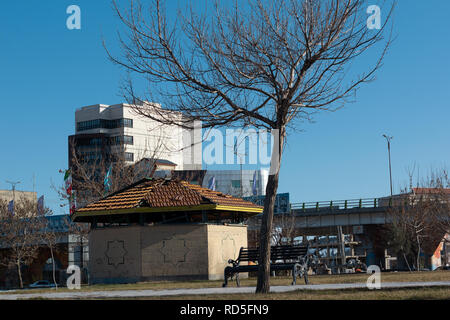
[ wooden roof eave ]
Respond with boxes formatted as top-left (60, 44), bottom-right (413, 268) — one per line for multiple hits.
top-left (71, 204), bottom-right (262, 221)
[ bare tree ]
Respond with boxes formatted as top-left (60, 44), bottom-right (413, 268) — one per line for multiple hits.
top-left (387, 167), bottom-right (450, 271)
top-left (0, 197), bottom-right (47, 288)
top-left (40, 213), bottom-right (60, 289)
top-left (106, 0), bottom-right (393, 293)
top-left (272, 212), bottom-right (298, 246)
top-left (55, 134), bottom-right (167, 210)
top-left (0, 199), bottom-right (8, 217)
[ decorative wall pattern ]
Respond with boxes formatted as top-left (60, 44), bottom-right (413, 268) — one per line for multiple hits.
top-left (105, 240), bottom-right (128, 268)
top-left (159, 236), bottom-right (190, 266)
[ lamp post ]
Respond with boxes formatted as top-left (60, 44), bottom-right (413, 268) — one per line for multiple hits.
top-left (382, 135), bottom-right (393, 197)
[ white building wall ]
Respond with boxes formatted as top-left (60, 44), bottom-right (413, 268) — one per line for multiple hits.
top-left (74, 103), bottom-right (200, 170)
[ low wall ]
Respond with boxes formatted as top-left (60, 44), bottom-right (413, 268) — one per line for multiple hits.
top-left (88, 224), bottom-right (247, 284)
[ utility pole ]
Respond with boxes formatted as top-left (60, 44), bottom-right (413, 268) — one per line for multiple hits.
top-left (382, 135), bottom-right (393, 197)
top-left (337, 226), bottom-right (346, 274)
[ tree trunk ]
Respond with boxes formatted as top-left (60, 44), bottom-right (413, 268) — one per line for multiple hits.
top-left (80, 237), bottom-right (84, 280)
top-left (416, 234), bottom-right (421, 272)
top-left (50, 246), bottom-right (58, 289)
top-left (256, 127), bottom-right (284, 294)
top-left (403, 252), bottom-right (412, 272)
top-left (16, 259), bottom-right (23, 289)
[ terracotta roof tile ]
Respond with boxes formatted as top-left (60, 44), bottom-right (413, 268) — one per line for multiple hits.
top-left (75, 178), bottom-right (263, 214)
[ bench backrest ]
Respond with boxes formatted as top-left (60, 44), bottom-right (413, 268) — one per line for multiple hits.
top-left (270, 245), bottom-right (308, 261)
top-left (237, 248), bottom-right (260, 262)
top-left (236, 245), bottom-right (308, 263)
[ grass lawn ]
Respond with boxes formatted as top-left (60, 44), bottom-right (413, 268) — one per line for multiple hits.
top-left (128, 286), bottom-right (450, 300)
top-left (3, 270), bottom-right (449, 296)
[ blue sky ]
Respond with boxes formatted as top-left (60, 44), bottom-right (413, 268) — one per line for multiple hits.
top-left (0, 1), bottom-right (448, 215)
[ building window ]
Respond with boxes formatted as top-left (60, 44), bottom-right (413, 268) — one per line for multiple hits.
top-left (123, 135), bottom-right (133, 145)
top-left (125, 152), bottom-right (134, 162)
top-left (77, 118), bottom-right (134, 131)
top-left (77, 119), bottom-right (100, 131)
top-left (231, 180), bottom-right (241, 188)
top-left (89, 138), bottom-right (102, 146)
top-left (109, 135), bottom-right (134, 145)
top-left (80, 151), bottom-right (102, 162)
top-left (121, 118), bottom-right (133, 128)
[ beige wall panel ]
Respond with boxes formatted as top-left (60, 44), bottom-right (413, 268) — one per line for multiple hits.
top-left (206, 224), bottom-right (248, 280)
top-left (140, 224), bottom-right (209, 280)
top-left (89, 226), bottom-right (141, 283)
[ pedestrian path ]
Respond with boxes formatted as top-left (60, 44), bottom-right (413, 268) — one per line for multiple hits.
top-left (1, 281), bottom-right (449, 300)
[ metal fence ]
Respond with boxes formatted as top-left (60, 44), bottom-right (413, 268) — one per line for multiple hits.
top-left (290, 198), bottom-right (386, 212)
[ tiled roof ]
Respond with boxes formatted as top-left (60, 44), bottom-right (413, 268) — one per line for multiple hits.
top-left (74, 178), bottom-right (263, 214)
top-left (136, 158), bottom-right (177, 167)
top-left (412, 188), bottom-right (450, 195)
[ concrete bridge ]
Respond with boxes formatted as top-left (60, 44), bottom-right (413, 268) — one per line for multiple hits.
top-left (247, 197), bottom-right (394, 235)
top-left (246, 196), bottom-right (449, 270)
top-left (289, 198), bottom-right (390, 230)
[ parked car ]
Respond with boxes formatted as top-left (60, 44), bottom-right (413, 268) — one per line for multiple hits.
top-left (29, 280), bottom-right (56, 288)
top-left (434, 265), bottom-right (450, 271)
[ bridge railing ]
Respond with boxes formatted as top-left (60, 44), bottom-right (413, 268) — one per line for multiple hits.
top-left (290, 198), bottom-right (388, 212)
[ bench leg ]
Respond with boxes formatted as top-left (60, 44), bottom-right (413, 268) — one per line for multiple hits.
top-left (292, 264), bottom-right (299, 285)
top-left (223, 269), bottom-right (229, 287)
top-left (235, 273), bottom-right (240, 287)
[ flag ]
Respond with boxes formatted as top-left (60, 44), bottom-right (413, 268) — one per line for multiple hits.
top-left (208, 176), bottom-right (216, 191)
top-left (7, 200), bottom-right (14, 215)
top-left (252, 170), bottom-right (258, 196)
top-left (104, 164), bottom-right (113, 195)
top-left (70, 196), bottom-right (77, 215)
top-left (63, 169), bottom-right (76, 215)
top-left (37, 195), bottom-right (44, 214)
top-left (64, 169), bottom-right (72, 197)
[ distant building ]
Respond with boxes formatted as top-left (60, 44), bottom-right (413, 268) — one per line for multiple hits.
top-left (0, 190), bottom-right (37, 218)
top-left (69, 102), bottom-right (201, 171)
top-left (0, 190), bottom-right (36, 204)
top-left (68, 102), bottom-right (202, 208)
top-left (243, 193), bottom-right (290, 214)
top-left (166, 169), bottom-right (269, 198)
top-left (202, 169), bottom-right (268, 198)
top-left (379, 187), bottom-right (450, 206)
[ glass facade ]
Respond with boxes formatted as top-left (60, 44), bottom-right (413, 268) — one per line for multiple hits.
top-left (77, 118), bottom-right (133, 131)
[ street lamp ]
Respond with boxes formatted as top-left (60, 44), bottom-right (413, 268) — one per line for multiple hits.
top-left (5, 180), bottom-right (21, 213)
top-left (382, 135), bottom-right (393, 197)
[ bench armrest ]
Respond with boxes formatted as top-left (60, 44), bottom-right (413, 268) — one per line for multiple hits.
top-left (228, 259), bottom-right (239, 267)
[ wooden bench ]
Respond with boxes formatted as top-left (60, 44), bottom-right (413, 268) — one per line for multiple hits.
top-left (222, 244), bottom-right (310, 287)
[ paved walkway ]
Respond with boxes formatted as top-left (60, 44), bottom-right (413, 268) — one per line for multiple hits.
top-left (1, 281), bottom-right (449, 300)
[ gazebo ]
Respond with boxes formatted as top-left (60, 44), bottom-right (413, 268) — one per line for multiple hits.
top-left (71, 178), bottom-right (262, 284)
